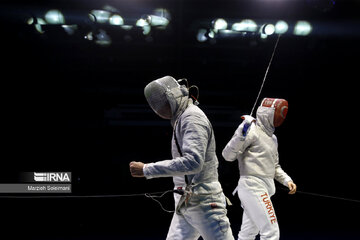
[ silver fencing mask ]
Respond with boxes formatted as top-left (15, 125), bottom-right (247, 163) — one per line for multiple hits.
top-left (144, 76), bottom-right (189, 119)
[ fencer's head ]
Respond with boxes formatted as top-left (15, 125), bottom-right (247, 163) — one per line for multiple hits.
top-left (144, 76), bottom-right (189, 119)
top-left (257, 98), bottom-right (288, 127)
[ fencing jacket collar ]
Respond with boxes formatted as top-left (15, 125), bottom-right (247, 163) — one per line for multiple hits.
top-left (171, 97), bottom-right (193, 127)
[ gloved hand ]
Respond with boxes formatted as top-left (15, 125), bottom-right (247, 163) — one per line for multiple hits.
top-left (240, 115), bottom-right (256, 137)
top-left (222, 115), bottom-right (256, 161)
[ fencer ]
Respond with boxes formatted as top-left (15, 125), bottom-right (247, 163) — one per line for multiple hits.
top-left (129, 76), bottom-right (234, 240)
top-left (222, 98), bottom-right (297, 240)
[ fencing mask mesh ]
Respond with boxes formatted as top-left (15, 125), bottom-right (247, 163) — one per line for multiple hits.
top-left (144, 76), bottom-right (180, 119)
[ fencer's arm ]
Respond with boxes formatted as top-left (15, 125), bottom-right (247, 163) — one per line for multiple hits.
top-left (275, 163), bottom-right (297, 194)
top-left (222, 117), bottom-right (254, 161)
top-left (274, 154), bottom-right (293, 187)
top-left (143, 115), bottom-right (208, 179)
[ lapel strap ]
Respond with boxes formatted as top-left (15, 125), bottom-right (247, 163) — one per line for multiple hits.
top-left (173, 120), bottom-right (189, 185)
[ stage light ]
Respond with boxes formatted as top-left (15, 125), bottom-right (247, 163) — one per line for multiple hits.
top-left (232, 19), bottom-right (257, 32)
top-left (109, 14), bottom-right (124, 25)
top-left (196, 28), bottom-right (208, 42)
top-left (45, 9), bottom-right (65, 24)
top-left (27, 17), bottom-right (46, 33)
top-left (213, 18), bottom-right (227, 33)
top-left (136, 18), bottom-right (151, 35)
top-left (151, 8), bottom-right (171, 28)
top-left (145, 15), bottom-right (169, 27)
top-left (208, 29), bottom-right (215, 39)
top-left (136, 18), bottom-right (149, 34)
top-left (153, 8), bottom-right (171, 20)
top-left (136, 18), bottom-right (149, 27)
top-left (275, 20), bottom-right (288, 34)
top-left (90, 10), bottom-right (111, 23)
top-left (294, 21), bottom-right (312, 36)
top-left (142, 26), bottom-right (151, 35)
top-left (262, 24), bottom-right (275, 35)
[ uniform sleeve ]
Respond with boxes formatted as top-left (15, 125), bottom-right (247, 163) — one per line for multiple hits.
top-left (274, 152), bottom-right (293, 186)
top-left (143, 114), bottom-right (208, 179)
top-left (222, 122), bottom-right (254, 162)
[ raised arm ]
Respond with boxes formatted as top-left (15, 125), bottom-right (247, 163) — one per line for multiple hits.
top-left (222, 116), bottom-right (255, 161)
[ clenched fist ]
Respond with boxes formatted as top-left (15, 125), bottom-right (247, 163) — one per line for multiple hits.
top-left (129, 161), bottom-right (145, 177)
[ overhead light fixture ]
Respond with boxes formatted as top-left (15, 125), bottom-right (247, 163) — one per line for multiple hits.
top-left (136, 18), bottom-right (149, 27)
top-left (90, 10), bottom-right (111, 23)
top-left (142, 14), bottom-right (169, 27)
top-left (45, 9), bottom-right (65, 24)
top-left (27, 17), bottom-right (46, 34)
top-left (207, 29), bottom-right (215, 39)
top-left (153, 8), bottom-right (171, 20)
top-left (232, 19), bottom-right (257, 32)
top-left (212, 18), bottom-right (228, 33)
top-left (109, 14), bottom-right (124, 25)
top-left (275, 20), bottom-right (288, 34)
top-left (294, 21), bottom-right (312, 36)
top-left (136, 18), bottom-right (151, 35)
top-left (262, 24), bottom-right (275, 35)
top-left (196, 28), bottom-right (208, 42)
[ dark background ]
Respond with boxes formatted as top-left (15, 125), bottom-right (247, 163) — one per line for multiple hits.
top-left (0, 0), bottom-right (359, 239)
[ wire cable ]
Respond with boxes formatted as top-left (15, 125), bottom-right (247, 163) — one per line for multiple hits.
top-left (280, 187), bottom-right (360, 204)
top-left (0, 190), bottom-right (177, 212)
top-left (145, 190), bottom-right (175, 213)
top-left (250, 34), bottom-right (281, 116)
top-left (0, 190), bottom-right (171, 199)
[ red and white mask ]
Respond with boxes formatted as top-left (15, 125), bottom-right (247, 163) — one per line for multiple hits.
top-left (260, 98), bottom-right (288, 127)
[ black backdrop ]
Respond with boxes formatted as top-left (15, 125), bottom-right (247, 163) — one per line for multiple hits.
top-left (1, 0), bottom-right (359, 239)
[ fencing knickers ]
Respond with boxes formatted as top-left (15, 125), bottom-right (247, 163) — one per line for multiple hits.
top-left (236, 176), bottom-right (279, 240)
top-left (166, 191), bottom-right (234, 240)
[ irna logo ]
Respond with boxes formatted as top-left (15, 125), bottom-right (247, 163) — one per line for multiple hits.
top-left (34, 172), bottom-right (71, 182)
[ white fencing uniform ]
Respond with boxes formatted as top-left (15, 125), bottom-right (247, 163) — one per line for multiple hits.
top-left (167, 185), bottom-right (232, 240)
top-left (222, 105), bottom-right (292, 240)
top-left (143, 76), bottom-right (234, 240)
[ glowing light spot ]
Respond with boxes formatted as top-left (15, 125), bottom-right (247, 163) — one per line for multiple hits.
top-left (45, 9), bottom-right (65, 24)
top-left (275, 20), bottom-right (288, 34)
top-left (232, 19), bottom-right (257, 32)
top-left (213, 18), bottom-right (228, 32)
top-left (197, 29), bottom-right (207, 42)
top-left (109, 14), bottom-right (124, 25)
top-left (294, 21), bottom-right (312, 36)
top-left (263, 24), bottom-right (275, 35)
top-left (90, 10), bottom-right (111, 23)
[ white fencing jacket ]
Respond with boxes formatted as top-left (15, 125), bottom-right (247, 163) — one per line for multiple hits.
top-left (222, 106), bottom-right (292, 187)
top-left (144, 102), bottom-right (222, 195)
